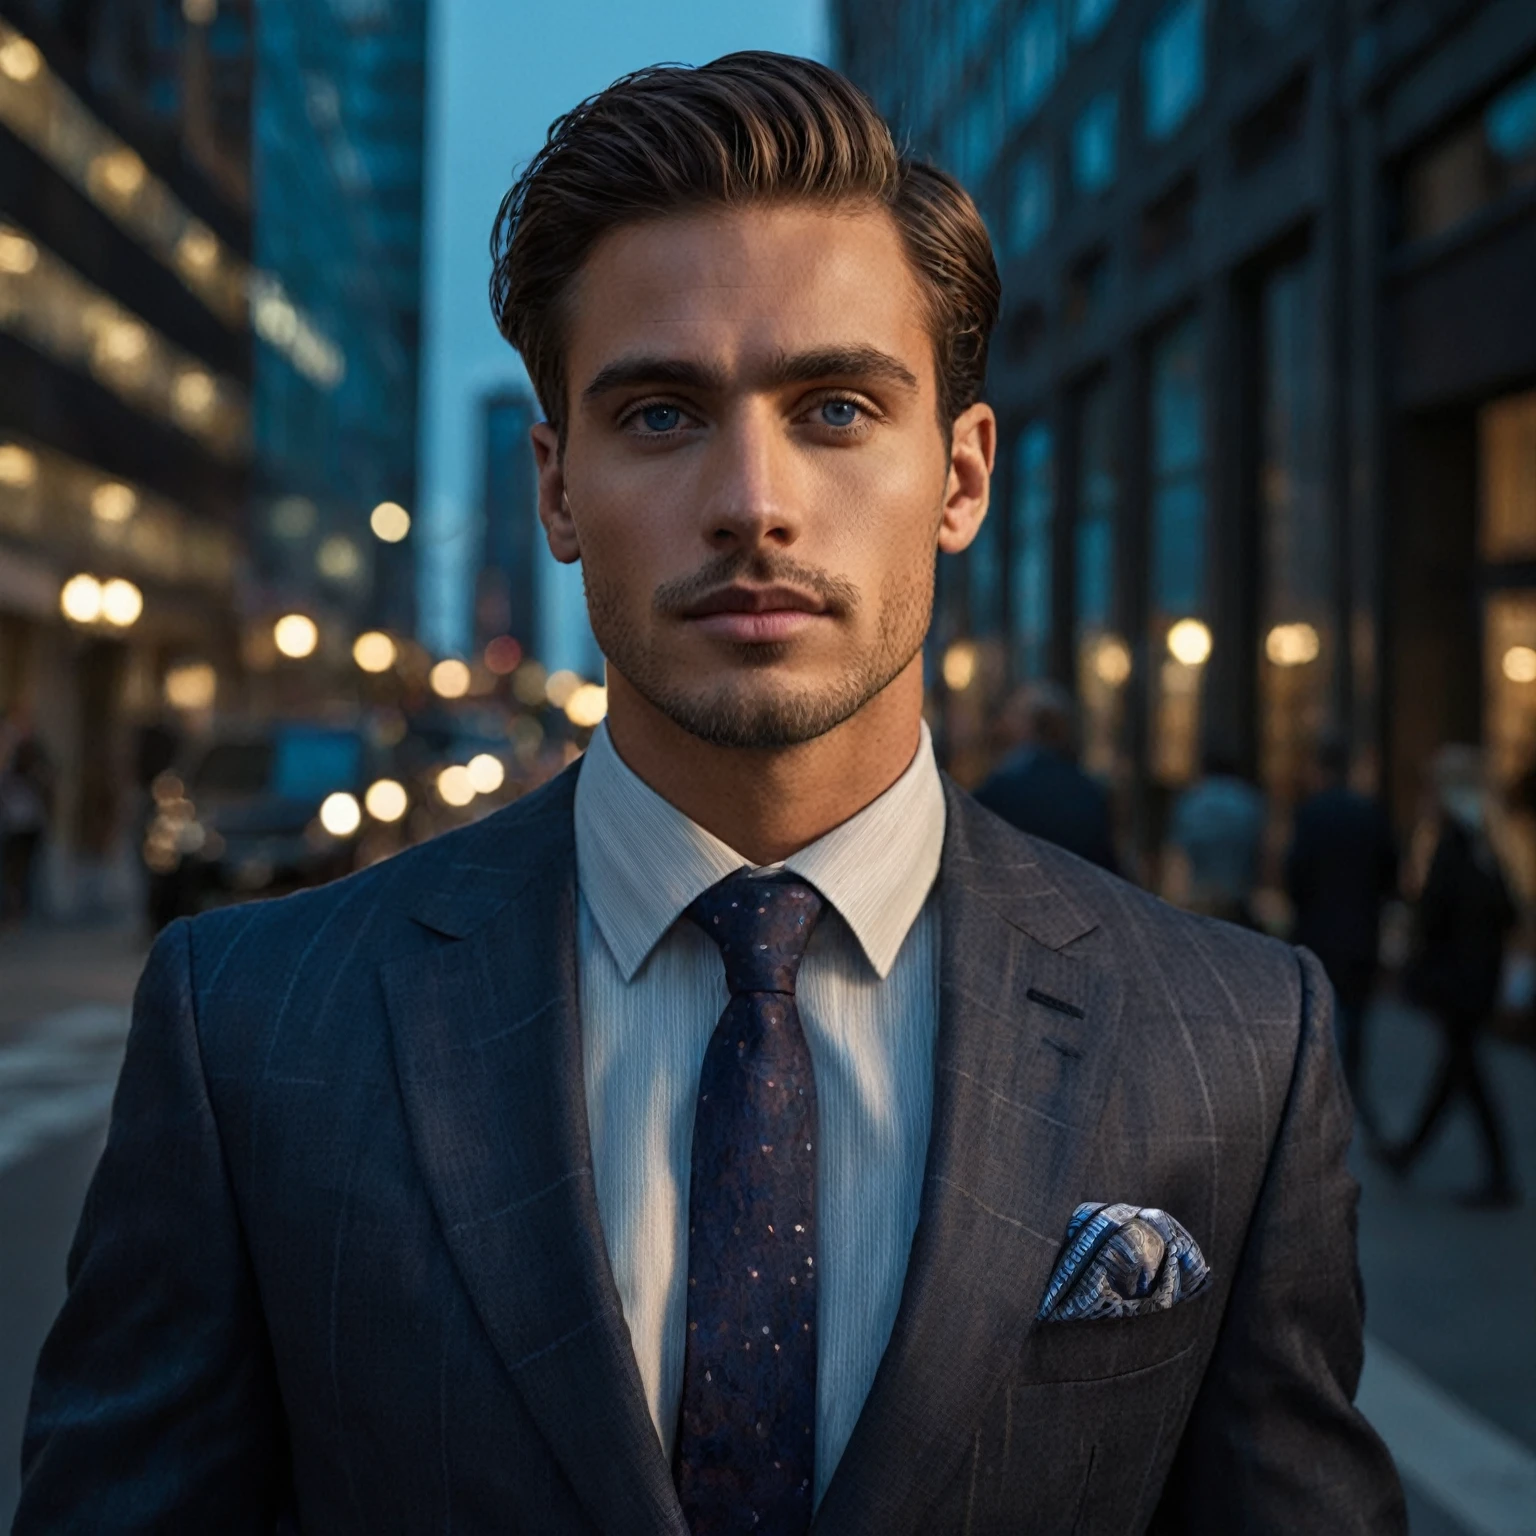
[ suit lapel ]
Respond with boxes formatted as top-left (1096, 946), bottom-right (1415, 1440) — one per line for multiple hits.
top-left (382, 771), bottom-right (685, 1536)
top-left (814, 787), bottom-right (1125, 1534)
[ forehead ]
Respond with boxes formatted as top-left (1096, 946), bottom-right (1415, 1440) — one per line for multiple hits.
top-left (562, 202), bottom-right (934, 393)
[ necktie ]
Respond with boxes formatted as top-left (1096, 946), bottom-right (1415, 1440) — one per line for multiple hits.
top-left (675, 870), bottom-right (824, 1535)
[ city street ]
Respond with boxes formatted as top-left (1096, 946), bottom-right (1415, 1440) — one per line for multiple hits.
top-left (1, 920), bottom-right (1533, 1532)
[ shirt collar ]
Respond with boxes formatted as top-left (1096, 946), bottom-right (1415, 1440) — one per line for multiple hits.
top-left (574, 720), bottom-right (945, 982)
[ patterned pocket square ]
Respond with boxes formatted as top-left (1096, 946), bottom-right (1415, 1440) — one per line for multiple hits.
top-left (1037, 1202), bottom-right (1211, 1322)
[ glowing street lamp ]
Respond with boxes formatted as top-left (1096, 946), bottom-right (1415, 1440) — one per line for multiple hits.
top-left (352, 630), bottom-right (397, 673)
top-left (1166, 618), bottom-right (1213, 668)
top-left (466, 753), bottom-right (505, 794)
top-left (318, 791), bottom-right (362, 837)
top-left (429, 658), bottom-right (470, 699)
top-left (100, 577), bottom-right (143, 627)
top-left (364, 778), bottom-right (408, 823)
top-left (369, 500), bottom-right (411, 543)
top-left (60, 573), bottom-right (103, 624)
top-left (273, 613), bottom-right (318, 659)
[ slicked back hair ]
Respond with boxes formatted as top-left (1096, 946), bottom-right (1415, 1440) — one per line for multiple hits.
top-left (489, 52), bottom-right (1000, 440)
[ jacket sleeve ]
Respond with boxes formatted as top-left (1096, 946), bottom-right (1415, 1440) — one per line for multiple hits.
top-left (13, 919), bottom-right (288, 1534)
top-left (1149, 947), bottom-right (1406, 1534)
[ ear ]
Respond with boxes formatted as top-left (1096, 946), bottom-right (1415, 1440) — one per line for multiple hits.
top-left (937, 401), bottom-right (996, 555)
top-left (531, 420), bottom-right (581, 565)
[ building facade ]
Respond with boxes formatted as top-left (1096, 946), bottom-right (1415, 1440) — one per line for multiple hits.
top-left (835, 0), bottom-right (1536, 878)
top-left (0, 0), bottom-right (251, 908)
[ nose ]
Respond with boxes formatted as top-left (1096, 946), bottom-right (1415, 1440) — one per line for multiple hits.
top-left (699, 399), bottom-right (803, 554)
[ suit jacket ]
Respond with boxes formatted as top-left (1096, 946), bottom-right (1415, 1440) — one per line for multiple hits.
top-left (15, 766), bottom-right (1404, 1534)
top-left (972, 747), bottom-right (1119, 875)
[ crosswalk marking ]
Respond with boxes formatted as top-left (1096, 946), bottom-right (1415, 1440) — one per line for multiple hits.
top-left (0, 1005), bottom-right (130, 1175)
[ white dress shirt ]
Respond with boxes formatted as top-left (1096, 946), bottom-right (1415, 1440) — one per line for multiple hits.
top-left (573, 722), bottom-right (945, 1503)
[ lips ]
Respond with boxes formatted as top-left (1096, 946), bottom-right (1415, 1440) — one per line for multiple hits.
top-left (680, 584), bottom-right (831, 643)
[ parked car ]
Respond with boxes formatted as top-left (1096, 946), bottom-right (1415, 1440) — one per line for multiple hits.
top-left (143, 722), bottom-right (369, 928)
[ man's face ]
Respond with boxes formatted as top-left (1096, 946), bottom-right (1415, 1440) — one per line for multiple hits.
top-left (532, 202), bottom-right (993, 749)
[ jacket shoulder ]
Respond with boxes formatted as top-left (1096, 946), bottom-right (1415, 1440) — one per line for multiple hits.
top-left (951, 785), bottom-right (1307, 1029)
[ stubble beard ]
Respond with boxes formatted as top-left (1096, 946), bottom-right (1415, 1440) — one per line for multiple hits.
top-left (583, 548), bottom-right (935, 750)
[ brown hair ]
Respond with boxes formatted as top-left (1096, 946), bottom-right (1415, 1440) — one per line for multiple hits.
top-left (489, 52), bottom-right (999, 438)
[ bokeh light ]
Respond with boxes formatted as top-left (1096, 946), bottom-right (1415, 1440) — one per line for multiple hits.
top-left (564, 683), bottom-right (608, 728)
top-left (466, 753), bottom-right (505, 794)
top-left (319, 791), bottom-right (362, 837)
top-left (435, 764), bottom-right (475, 807)
top-left (370, 500), bottom-right (411, 542)
top-left (163, 661), bottom-right (216, 711)
top-left (1166, 618), bottom-right (1213, 667)
top-left (941, 640), bottom-right (977, 691)
top-left (430, 658), bottom-right (471, 698)
top-left (100, 577), bottom-right (143, 627)
top-left (273, 613), bottom-right (319, 659)
top-left (364, 778), bottom-right (408, 823)
top-left (353, 630), bottom-right (397, 673)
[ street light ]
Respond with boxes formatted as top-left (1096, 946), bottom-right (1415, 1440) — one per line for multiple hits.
top-left (100, 577), bottom-right (142, 627)
top-left (370, 500), bottom-right (411, 543)
top-left (466, 753), bottom-right (505, 794)
top-left (564, 683), bottom-right (608, 728)
top-left (319, 791), bottom-right (361, 837)
top-left (60, 573), bottom-right (103, 624)
top-left (353, 631), bottom-right (397, 673)
top-left (273, 613), bottom-right (318, 659)
top-left (429, 658), bottom-right (470, 699)
top-left (1166, 618), bottom-right (1213, 667)
top-left (435, 764), bottom-right (475, 807)
top-left (364, 778), bottom-right (408, 822)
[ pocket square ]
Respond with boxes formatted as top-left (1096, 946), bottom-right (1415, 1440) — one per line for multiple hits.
top-left (1037, 1202), bottom-right (1211, 1322)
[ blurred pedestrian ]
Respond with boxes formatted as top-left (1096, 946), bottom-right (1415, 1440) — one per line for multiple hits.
top-left (1166, 748), bottom-right (1266, 926)
top-left (1387, 746), bottom-right (1519, 1207)
top-left (972, 681), bottom-right (1119, 872)
top-left (1285, 733), bottom-right (1397, 1119)
top-left (0, 724), bottom-right (55, 923)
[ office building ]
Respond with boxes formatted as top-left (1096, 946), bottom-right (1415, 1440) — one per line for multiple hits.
top-left (836, 0), bottom-right (1536, 874)
top-left (0, 2), bottom-right (250, 906)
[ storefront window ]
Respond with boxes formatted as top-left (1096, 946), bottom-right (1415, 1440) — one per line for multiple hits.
top-left (1257, 257), bottom-right (1332, 813)
top-left (1481, 389), bottom-right (1536, 903)
top-left (1012, 421), bottom-right (1054, 679)
top-left (1074, 378), bottom-right (1128, 777)
top-left (1403, 64), bottom-right (1536, 244)
top-left (1480, 389), bottom-right (1536, 560)
top-left (1148, 313), bottom-right (1207, 784)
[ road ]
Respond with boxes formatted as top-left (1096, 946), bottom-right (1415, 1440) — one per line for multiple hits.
top-left (1, 920), bottom-right (1533, 1532)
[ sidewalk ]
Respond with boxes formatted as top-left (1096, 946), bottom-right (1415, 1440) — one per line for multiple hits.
top-left (1354, 997), bottom-right (1536, 1534)
top-left (0, 917), bottom-right (147, 1046)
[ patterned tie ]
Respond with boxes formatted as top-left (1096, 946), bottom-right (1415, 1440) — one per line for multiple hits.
top-left (674, 870), bottom-right (824, 1535)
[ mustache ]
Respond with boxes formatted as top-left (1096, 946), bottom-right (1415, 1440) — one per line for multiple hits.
top-left (652, 550), bottom-right (861, 619)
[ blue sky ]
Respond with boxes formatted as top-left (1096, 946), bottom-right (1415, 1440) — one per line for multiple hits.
top-left (416, 0), bottom-right (830, 666)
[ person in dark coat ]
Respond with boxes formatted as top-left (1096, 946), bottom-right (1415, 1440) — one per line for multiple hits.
top-left (1285, 734), bottom-right (1397, 1119)
top-left (973, 681), bottom-right (1119, 872)
top-left (1387, 746), bottom-right (1519, 1207)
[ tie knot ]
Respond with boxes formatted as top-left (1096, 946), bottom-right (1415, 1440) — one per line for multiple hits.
top-left (686, 871), bottom-right (824, 995)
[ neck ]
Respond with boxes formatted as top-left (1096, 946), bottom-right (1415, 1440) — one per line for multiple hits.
top-left (602, 658), bottom-right (927, 864)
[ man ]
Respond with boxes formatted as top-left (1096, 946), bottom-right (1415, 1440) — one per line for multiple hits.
top-left (1165, 748), bottom-right (1267, 928)
top-left (1285, 733), bottom-right (1397, 1116)
top-left (973, 681), bottom-right (1119, 872)
top-left (16, 54), bottom-right (1403, 1534)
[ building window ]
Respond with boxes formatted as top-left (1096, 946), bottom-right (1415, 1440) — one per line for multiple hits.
top-left (1403, 64), bottom-right (1536, 244)
top-left (1148, 313), bottom-right (1208, 785)
top-left (1142, 0), bottom-right (1206, 142)
top-left (1232, 70), bottom-right (1309, 174)
top-left (1074, 376), bottom-right (1128, 777)
top-left (1012, 421), bottom-right (1055, 679)
top-left (1009, 151), bottom-right (1053, 254)
top-left (1071, 0), bottom-right (1119, 47)
top-left (1072, 91), bottom-right (1119, 196)
top-left (1140, 174), bottom-right (1197, 264)
top-left (1065, 245), bottom-right (1110, 327)
top-left (1257, 257), bottom-right (1332, 815)
top-left (1481, 389), bottom-right (1536, 561)
top-left (1009, 0), bottom-right (1062, 125)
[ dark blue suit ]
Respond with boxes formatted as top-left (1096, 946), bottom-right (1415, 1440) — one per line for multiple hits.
top-left (14, 766), bottom-right (1403, 1533)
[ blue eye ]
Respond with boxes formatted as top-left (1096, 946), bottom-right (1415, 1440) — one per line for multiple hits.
top-left (640, 404), bottom-right (681, 432)
top-left (820, 399), bottom-right (859, 428)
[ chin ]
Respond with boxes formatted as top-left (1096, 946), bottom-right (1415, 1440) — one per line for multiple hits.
top-left (649, 673), bottom-right (874, 751)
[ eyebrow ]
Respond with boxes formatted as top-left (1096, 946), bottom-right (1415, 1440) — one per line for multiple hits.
top-left (580, 345), bottom-right (921, 402)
